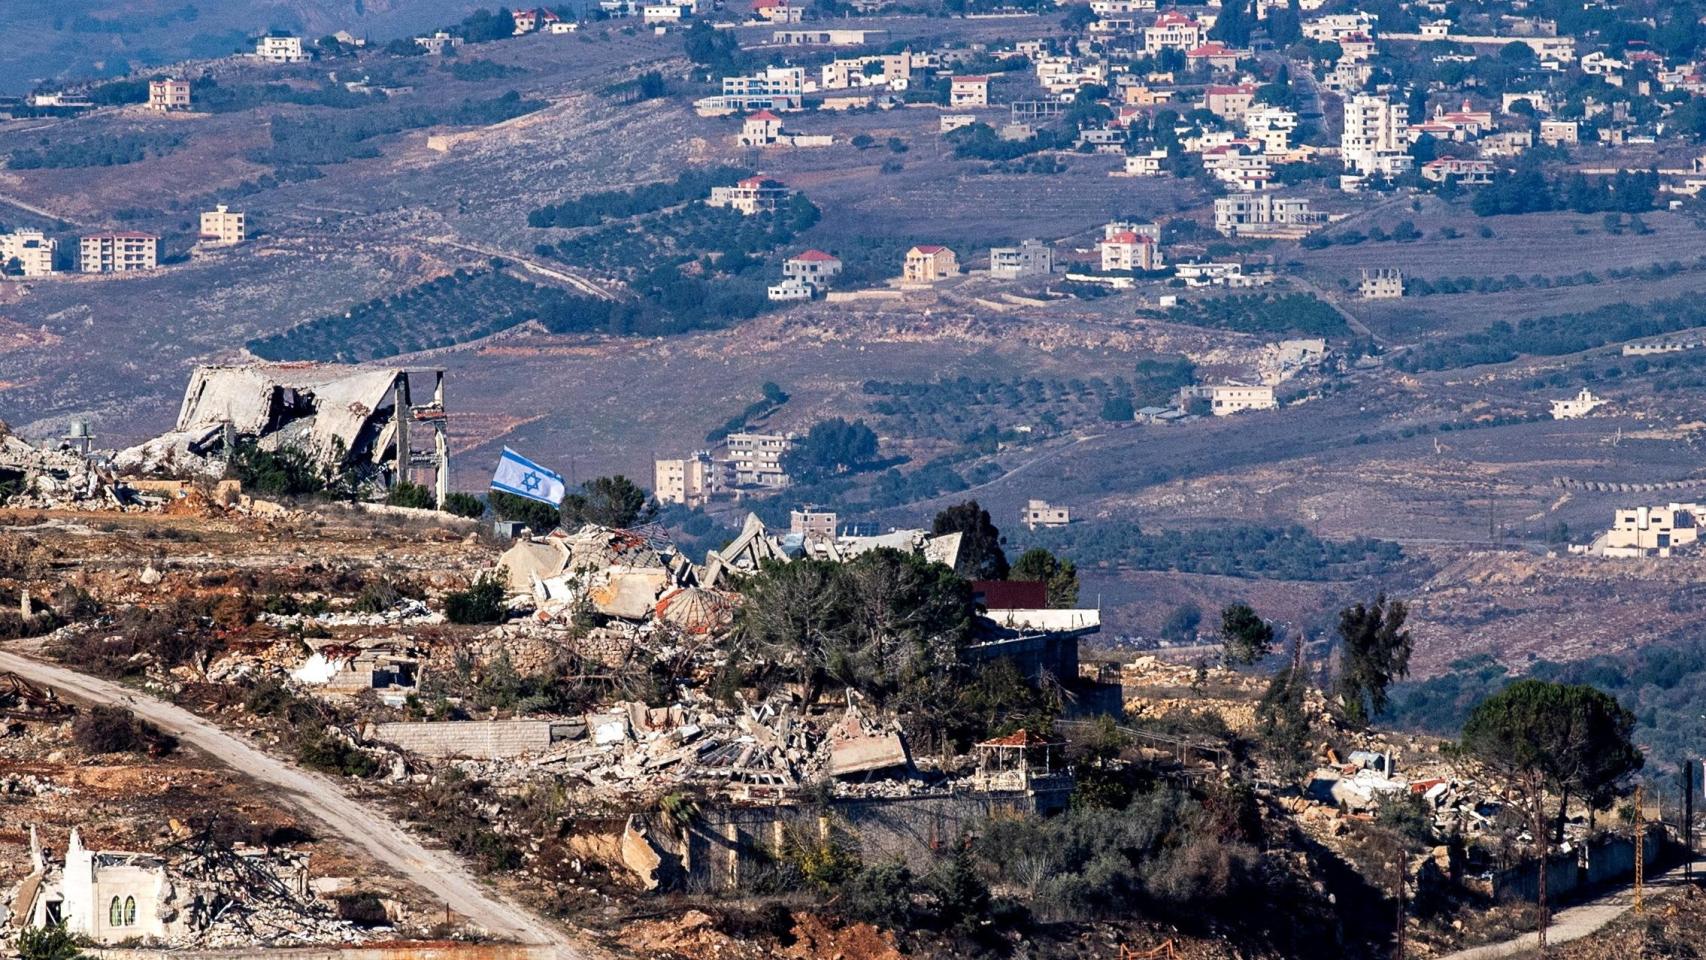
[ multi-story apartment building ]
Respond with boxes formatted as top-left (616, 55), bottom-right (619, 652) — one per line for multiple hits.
top-left (199, 205), bottom-right (246, 245)
top-left (0, 230), bottom-right (58, 277)
top-left (1100, 231), bottom-right (1161, 272)
top-left (725, 432), bottom-right (795, 488)
top-left (79, 233), bottom-right (158, 273)
top-left (654, 451), bottom-right (724, 506)
top-left (1341, 95), bottom-right (1413, 180)
top-left (1213, 194), bottom-right (1323, 238)
top-left (903, 245), bottom-right (959, 282)
top-left (147, 78), bottom-right (191, 112)
top-left (989, 239), bottom-right (1053, 280)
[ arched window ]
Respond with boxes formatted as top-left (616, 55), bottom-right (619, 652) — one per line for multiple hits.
top-left (123, 897), bottom-right (136, 926)
top-left (109, 897), bottom-right (123, 926)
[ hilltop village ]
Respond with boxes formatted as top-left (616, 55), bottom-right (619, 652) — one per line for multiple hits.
top-left (6, 0), bottom-right (1706, 957)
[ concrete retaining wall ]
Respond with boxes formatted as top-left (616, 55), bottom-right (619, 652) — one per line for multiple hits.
top-left (370, 720), bottom-right (583, 759)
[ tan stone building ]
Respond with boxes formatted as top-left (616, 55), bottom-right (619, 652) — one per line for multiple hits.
top-left (708, 176), bottom-right (792, 215)
top-left (903, 245), bottom-right (958, 282)
top-left (147, 78), bottom-right (191, 112)
top-left (654, 451), bottom-right (723, 506)
top-left (1599, 504), bottom-right (1706, 557)
top-left (725, 432), bottom-right (794, 487)
top-left (1022, 499), bottom-right (1070, 530)
top-left (199, 205), bottom-right (246, 245)
top-left (80, 233), bottom-right (158, 273)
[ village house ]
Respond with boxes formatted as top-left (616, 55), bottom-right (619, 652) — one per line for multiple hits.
top-left (699, 67), bottom-right (805, 114)
top-left (644, 4), bottom-right (687, 24)
top-left (783, 249), bottom-right (842, 286)
top-left (1100, 230), bottom-right (1161, 272)
top-left (1122, 149), bottom-right (1168, 176)
top-left (415, 31), bottom-right (464, 53)
top-left (253, 35), bottom-right (309, 63)
top-left (1144, 12), bottom-right (1204, 53)
top-left (1204, 83), bottom-right (1258, 119)
top-left (1539, 119), bottom-right (1579, 146)
top-left (0, 230), bottom-right (58, 277)
top-left (1421, 158), bottom-right (1497, 183)
top-left (1187, 42), bottom-right (1243, 72)
top-left (1502, 90), bottom-right (1552, 114)
top-left (80, 233), bottom-right (158, 273)
top-left (147, 78), bottom-right (191, 112)
top-left (767, 277), bottom-right (815, 302)
top-left (1202, 145), bottom-right (1271, 191)
top-left (950, 76), bottom-right (990, 108)
top-left (1595, 504), bottom-right (1706, 557)
top-left (1244, 106), bottom-right (1298, 153)
top-left (199, 205), bottom-right (246, 245)
top-left (738, 109), bottom-right (784, 146)
top-left (15, 828), bottom-right (175, 943)
top-left (941, 114), bottom-right (977, 133)
top-left (903, 245), bottom-right (959, 282)
top-left (1359, 268), bottom-right (1403, 299)
top-left (1183, 383), bottom-right (1279, 415)
top-left (752, 0), bottom-right (806, 22)
top-left (1302, 11), bottom-right (1378, 41)
top-left (1174, 261), bottom-right (1266, 287)
top-left (1091, 0), bottom-right (1154, 13)
top-left (1551, 388), bottom-right (1605, 420)
top-left (989, 239), bottom-right (1054, 280)
top-left (1213, 193), bottom-right (1322, 238)
top-left (707, 177), bottom-right (792, 215)
top-left (1022, 499), bottom-right (1070, 530)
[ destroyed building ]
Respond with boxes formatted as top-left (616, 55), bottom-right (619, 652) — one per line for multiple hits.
top-left (0, 419), bottom-right (117, 509)
top-left (7, 826), bottom-right (344, 948)
top-left (116, 365), bottom-right (449, 504)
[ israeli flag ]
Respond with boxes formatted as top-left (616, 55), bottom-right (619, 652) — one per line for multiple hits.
top-left (490, 447), bottom-right (566, 506)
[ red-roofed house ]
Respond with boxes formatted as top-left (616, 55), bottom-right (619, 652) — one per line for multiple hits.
top-left (903, 245), bottom-right (959, 282)
top-left (511, 8), bottom-right (540, 32)
top-left (1144, 12), bottom-right (1204, 53)
top-left (950, 75), bottom-right (990, 107)
top-left (783, 249), bottom-right (842, 286)
top-left (1100, 231), bottom-right (1161, 272)
top-left (1187, 42), bottom-right (1243, 71)
top-left (738, 109), bottom-right (784, 145)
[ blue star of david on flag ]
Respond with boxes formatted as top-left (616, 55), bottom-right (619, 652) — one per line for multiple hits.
top-left (491, 447), bottom-right (566, 506)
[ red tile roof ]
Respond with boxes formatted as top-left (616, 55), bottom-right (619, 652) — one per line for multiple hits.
top-left (978, 728), bottom-right (1063, 748)
top-left (953, 75), bottom-right (990, 84)
top-left (747, 108), bottom-right (781, 120)
top-left (792, 249), bottom-right (839, 262)
top-left (910, 244), bottom-right (949, 254)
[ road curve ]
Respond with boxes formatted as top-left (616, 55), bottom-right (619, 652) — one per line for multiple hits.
top-left (0, 649), bottom-right (600, 959)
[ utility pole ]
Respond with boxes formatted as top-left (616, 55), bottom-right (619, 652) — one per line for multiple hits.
top-left (1635, 784), bottom-right (1645, 916)
top-left (1685, 760), bottom-right (1696, 884)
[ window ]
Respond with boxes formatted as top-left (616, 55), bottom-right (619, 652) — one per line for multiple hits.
top-left (124, 897), bottom-right (136, 926)
top-left (110, 897), bottom-right (122, 926)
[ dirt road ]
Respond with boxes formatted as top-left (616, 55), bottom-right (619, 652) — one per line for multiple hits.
top-left (1439, 858), bottom-right (1706, 959)
top-left (0, 649), bottom-right (602, 960)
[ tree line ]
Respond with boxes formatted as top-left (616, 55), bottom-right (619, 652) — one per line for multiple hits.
top-left (527, 166), bottom-right (754, 229)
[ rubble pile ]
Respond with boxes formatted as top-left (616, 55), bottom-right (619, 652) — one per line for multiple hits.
top-left (0, 419), bottom-right (119, 510)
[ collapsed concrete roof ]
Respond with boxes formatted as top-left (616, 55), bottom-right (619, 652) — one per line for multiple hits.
top-left (115, 364), bottom-right (445, 483)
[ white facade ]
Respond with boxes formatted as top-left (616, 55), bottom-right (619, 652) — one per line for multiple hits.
top-left (254, 36), bottom-right (309, 63)
top-left (1341, 95), bottom-right (1413, 179)
top-left (1551, 388), bottom-right (1605, 420)
top-left (0, 230), bottom-right (57, 277)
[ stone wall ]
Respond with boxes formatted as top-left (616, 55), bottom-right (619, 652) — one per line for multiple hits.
top-left (369, 720), bottom-right (583, 759)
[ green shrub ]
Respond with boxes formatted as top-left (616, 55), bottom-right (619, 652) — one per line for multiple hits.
top-left (445, 574), bottom-right (506, 624)
top-left (443, 492), bottom-right (486, 518)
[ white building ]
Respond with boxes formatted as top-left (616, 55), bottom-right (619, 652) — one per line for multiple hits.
top-left (0, 230), bottom-right (58, 277)
top-left (726, 432), bottom-right (795, 487)
top-left (1551, 388), bottom-right (1605, 420)
top-left (254, 35), bottom-right (309, 63)
top-left (1022, 499), bottom-right (1070, 529)
top-left (1122, 149), bottom-right (1167, 176)
top-left (767, 277), bottom-right (815, 301)
top-left (1213, 194), bottom-right (1322, 238)
top-left (1195, 384), bottom-right (1278, 415)
top-left (1341, 94), bottom-right (1413, 181)
top-left (1144, 11), bottom-right (1205, 53)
